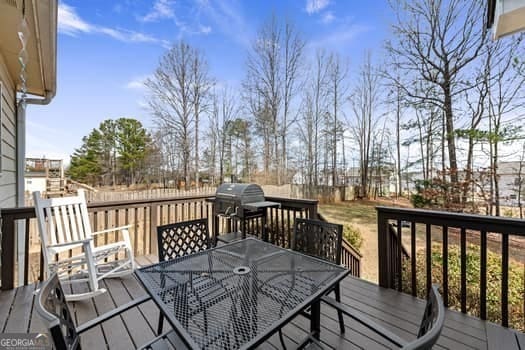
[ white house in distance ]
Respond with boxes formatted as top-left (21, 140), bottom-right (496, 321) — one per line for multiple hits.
top-left (487, 0), bottom-right (525, 38)
top-left (24, 157), bottom-right (65, 195)
top-left (0, 0), bottom-right (57, 208)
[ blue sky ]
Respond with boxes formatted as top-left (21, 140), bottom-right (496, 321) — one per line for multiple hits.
top-left (26, 0), bottom-right (392, 162)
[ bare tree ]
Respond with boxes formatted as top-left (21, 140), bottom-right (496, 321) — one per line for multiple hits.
top-left (191, 49), bottom-right (213, 188)
top-left (146, 41), bottom-right (197, 189)
top-left (485, 37), bottom-right (525, 216)
top-left (244, 15), bottom-right (305, 184)
top-left (328, 53), bottom-right (349, 186)
top-left (244, 15), bottom-right (281, 182)
top-left (217, 87), bottom-right (238, 183)
top-left (281, 19), bottom-right (305, 183)
top-left (311, 49), bottom-right (330, 186)
top-left (350, 51), bottom-right (381, 198)
top-left (386, 0), bottom-right (488, 200)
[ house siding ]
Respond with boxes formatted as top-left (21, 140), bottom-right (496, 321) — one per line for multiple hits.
top-left (0, 53), bottom-right (17, 209)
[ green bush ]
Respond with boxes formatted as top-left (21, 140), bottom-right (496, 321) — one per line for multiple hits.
top-left (402, 243), bottom-right (524, 331)
top-left (343, 223), bottom-right (363, 252)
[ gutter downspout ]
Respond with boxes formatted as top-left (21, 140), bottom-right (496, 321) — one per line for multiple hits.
top-left (15, 91), bottom-right (55, 285)
top-left (14, 0), bottom-right (57, 285)
top-left (16, 91), bottom-right (55, 206)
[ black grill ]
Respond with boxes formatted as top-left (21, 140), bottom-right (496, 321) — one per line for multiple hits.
top-left (213, 183), bottom-right (279, 243)
top-left (214, 183), bottom-right (278, 219)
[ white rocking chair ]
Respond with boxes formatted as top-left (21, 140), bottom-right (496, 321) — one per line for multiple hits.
top-left (33, 190), bottom-right (135, 301)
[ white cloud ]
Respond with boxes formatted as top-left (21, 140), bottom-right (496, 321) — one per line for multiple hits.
top-left (321, 11), bottom-right (335, 24)
top-left (58, 3), bottom-right (167, 45)
top-left (58, 3), bottom-right (91, 35)
top-left (197, 0), bottom-right (251, 48)
top-left (309, 23), bottom-right (370, 50)
top-left (140, 0), bottom-right (175, 22)
top-left (125, 75), bottom-right (152, 90)
top-left (199, 25), bottom-right (212, 34)
top-left (306, 0), bottom-right (330, 15)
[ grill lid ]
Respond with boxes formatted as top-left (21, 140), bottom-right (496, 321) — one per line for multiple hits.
top-left (215, 183), bottom-right (280, 213)
top-left (215, 183), bottom-right (265, 205)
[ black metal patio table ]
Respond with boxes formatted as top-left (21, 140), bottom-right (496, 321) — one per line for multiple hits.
top-left (135, 237), bottom-right (349, 349)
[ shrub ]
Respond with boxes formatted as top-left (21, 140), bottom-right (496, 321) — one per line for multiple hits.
top-left (343, 223), bottom-right (363, 252)
top-left (402, 243), bottom-right (524, 331)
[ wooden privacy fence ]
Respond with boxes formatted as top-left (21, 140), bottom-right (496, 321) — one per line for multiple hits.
top-left (1, 195), bottom-right (361, 290)
top-left (377, 206), bottom-right (525, 330)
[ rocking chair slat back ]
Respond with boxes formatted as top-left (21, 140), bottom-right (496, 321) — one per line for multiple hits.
top-left (35, 190), bottom-right (92, 247)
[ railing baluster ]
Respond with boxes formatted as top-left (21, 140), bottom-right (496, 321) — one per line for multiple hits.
top-left (411, 222), bottom-right (416, 297)
top-left (426, 224), bottom-right (432, 294)
top-left (460, 227), bottom-right (467, 313)
top-left (24, 219), bottom-right (30, 285)
top-left (501, 233), bottom-right (509, 327)
top-left (397, 220), bottom-right (402, 292)
top-left (480, 230), bottom-right (487, 320)
top-left (39, 246), bottom-right (44, 282)
top-left (442, 225), bottom-right (448, 307)
top-left (143, 207), bottom-right (148, 255)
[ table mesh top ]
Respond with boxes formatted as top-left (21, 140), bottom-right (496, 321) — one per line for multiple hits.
top-left (136, 238), bottom-right (348, 349)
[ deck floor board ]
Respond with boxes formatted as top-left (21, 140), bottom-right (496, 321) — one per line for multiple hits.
top-left (1, 254), bottom-right (522, 350)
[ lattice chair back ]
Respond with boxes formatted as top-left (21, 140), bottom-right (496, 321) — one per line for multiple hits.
top-left (404, 284), bottom-right (445, 350)
top-left (35, 273), bottom-right (80, 350)
top-left (157, 218), bottom-right (211, 261)
top-left (292, 218), bottom-right (343, 265)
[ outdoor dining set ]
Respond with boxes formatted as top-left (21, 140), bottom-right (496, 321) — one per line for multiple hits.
top-left (31, 188), bottom-right (445, 350)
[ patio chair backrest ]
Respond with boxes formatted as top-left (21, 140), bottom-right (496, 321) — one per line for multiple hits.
top-left (33, 189), bottom-right (92, 248)
top-left (35, 274), bottom-right (80, 350)
top-left (403, 284), bottom-right (445, 350)
top-left (157, 218), bottom-right (210, 261)
top-left (292, 218), bottom-right (343, 265)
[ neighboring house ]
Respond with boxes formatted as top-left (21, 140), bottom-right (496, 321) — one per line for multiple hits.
top-left (487, 0), bottom-right (525, 39)
top-left (493, 161), bottom-right (525, 206)
top-left (24, 157), bottom-right (64, 195)
top-left (0, 0), bottom-right (57, 208)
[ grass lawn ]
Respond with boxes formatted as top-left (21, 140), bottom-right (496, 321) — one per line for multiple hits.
top-left (319, 200), bottom-right (384, 283)
top-left (319, 198), bottom-right (525, 285)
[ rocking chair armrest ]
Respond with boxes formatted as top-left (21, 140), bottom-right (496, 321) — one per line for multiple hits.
top-left (47, 238), bottom-right (93, 249)
top-left (91, 225), bottom-right (132, 236)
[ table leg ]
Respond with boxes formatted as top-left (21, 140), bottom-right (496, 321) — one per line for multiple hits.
top-left (310, 299), bottom-right (321, 340)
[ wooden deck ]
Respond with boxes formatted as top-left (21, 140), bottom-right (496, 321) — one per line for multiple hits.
top-left (1, 255), bottom-right (523, 350)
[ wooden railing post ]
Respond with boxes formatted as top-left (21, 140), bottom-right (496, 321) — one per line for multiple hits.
top-left (1, 213), bottom-right (16, 290)
top-left (149, 203), bottom-right (158, 257)
top-left (377, 208), bottom-right (390, 288)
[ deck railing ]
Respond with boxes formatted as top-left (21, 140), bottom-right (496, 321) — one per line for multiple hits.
top-left (377, 206), bottom-right (525, 329)
top-left (0, 195), bottom-right (361, 290)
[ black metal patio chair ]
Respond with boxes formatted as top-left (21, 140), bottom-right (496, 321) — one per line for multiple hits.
top-left (156, 218), bottom-right (212, 334)
top-left (321, 284), bottom-right (445, 350)
top-left (35, 273), bottom-right (179, 350)
top-left (157, 218), bottom-right (211, 262)
top-left (273, 218), bottom-right (345, 349)
top-left (291, 218), bottom-right (346, 331)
